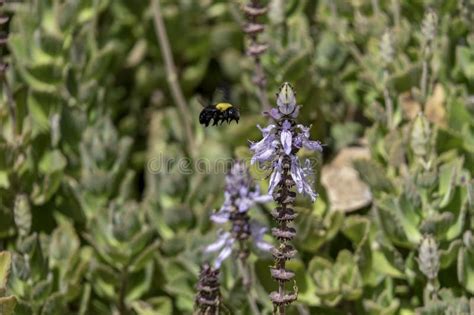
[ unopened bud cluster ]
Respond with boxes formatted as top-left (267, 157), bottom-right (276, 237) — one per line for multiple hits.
top-left (380, 31), bottom-right (394, 67)
top-left (418, 235), bottom-right (440, 280)
top-left (421, 9), bottom-right (438, 45)
top-left (243, 0), bottom-right (268, 87)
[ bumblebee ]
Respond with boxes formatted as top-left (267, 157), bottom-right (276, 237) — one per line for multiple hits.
top-left (199, 102), bottom-right (240, 127)
top-left (198, 85), bottom-right (240, 127)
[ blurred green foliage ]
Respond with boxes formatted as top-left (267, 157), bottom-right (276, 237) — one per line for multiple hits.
top-left (0, 0), bottom-right (473, 314)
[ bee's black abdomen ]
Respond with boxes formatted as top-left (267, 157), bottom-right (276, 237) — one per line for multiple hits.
top-left (199, 105), bottom-right (240, 127)
top-left (199, 107), bottom-right (217, 127)
top-left (228, 108), bottom-right (240, 124)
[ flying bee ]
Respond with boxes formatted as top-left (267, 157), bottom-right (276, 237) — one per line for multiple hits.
top-left (198, 87), bottom-right (240, 127)
top-left (199, 102), bottom-right (240, 127)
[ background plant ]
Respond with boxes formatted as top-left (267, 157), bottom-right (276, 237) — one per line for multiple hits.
top-left (0, 0), bottom-right (472, 314)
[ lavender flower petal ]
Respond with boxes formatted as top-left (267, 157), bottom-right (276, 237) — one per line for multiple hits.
top-left (268, 158), bottom-right (283, 194)
top-left (281, 120), bottom-right (293, 155)
top-left (251, 139), bottom-right (278, 164)
top-left (205, 231), bottom-right (231, 253)
top-left (256, 239), bottom-right (273, 252)
top-left (299, 158), bottom-right (318, 201)
top-left (252, 194), bottom-right (273, 203)
top-left (257, 124), bottom-right (276, 136)
top-left (296, 124), bottom-right (310, 137)
top-left (290, 105), bottom-right (301, 118)
top-left (265, 108), bottom-right (282, 120)
top-left (251, 223), bottom-right (272, 252)
top-left (294, 135), bottom-right (303, 149)
top-left (237, 197), bottom-right (253, 212)
top-left (214, 239), bottom-right (234, 268)
top-left (249, 133), bottom-right (274, 153)
top-left (303, 140), bottom-right (323, 152)
top-left (210, 209), bottom-right (230, 224)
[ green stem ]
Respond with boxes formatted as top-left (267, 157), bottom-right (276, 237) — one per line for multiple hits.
top-left (2, 80), bottom-right (17, 136)
top-left (118, 268), bottom-right (128, 315)
top-left (420, 49), bottom-right (430, 105)
top-left (151, 0), bottom-right (195, 157)
top-left (237, 254), bottom-right (261, 315)
top-left (383, 70), bottom-right (394, 130)
top-left (391, 0), bottom-right (400, 30)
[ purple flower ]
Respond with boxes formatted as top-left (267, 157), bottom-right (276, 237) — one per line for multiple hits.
top-left (211, 161), bottom-right (271, 220)
top-left (250, 125), bottom-right (278, 164)
top-left (249, 82), bottom-right (322, 310)
top-left (296, 125), bottom-right (323, 152)
top-left (249, 82), bottom-right (322, 202)
top-left (206, 161), bottom-right (272, 267)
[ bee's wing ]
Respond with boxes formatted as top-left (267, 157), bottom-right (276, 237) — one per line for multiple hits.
top-left (213, 83), bottom-right (232, 103)
top-left (197, 95), bottom-right (208, 108)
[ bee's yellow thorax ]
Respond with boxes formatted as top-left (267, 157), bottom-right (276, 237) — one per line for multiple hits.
top-left (215, 103), bottom-right (233, 112)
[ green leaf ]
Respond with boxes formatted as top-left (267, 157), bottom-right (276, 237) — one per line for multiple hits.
top-left (439, 240), bottom-right (462, 269)
top-left (342, 216), bottom-right (370, 246)
top-left (126, 263), bottom-right (155, 303)
top-left (32, 278), bottom-right (53, 302)
top-left (445, 186), bottom-right (469, 241)
top-left (0, 296), bottom-right (17, 315)
top-left (31, 171), bottom-right (65, 205)
top-left (37, 29), bottom-right (64, 57)
top-left (438, 159), bottom-right (462, 208)
top-left (49, 216), bottom-right (80, 266)
top-left (456, 46), bottom-right (474, 80)
top-left (85, 43), bottom-right (118, 80)
top-left (375, 196), bottom-right (420, 247)
top-left (129, 241), bottom-right (160, 273)
top-left (457, 246), bottom-right (474, 293)
top-left (131, 297), bottom-right (173, 315)
top-left (296, 209), bottom-right (343, 252)
top-left (40, 293), bottom-right (66, 315)
top-left (27, 91), bottom-right (59, 134)
top-left (39, 150), bottom-right (67, 174)
top-left (419, 212), bottom-right (454, 239)
top-left (309, 251), bottom-right (363, 307)
top-left (372, 251), bottom-right (404, 278)
top-left (24, 62), bottom-right (63, 92)
top-left (447, 98), bottom-right (473, 133)
top-left (281, 49), bottom-right (312, 81)
top-left (0, 251), bottom-right (12, 288)
top-left (354, 159), bottom-right (394, 193)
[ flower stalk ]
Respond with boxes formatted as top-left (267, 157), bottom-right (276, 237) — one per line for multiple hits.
top-left (195, 263), bottom-right (222, 315)
top-left (243, 0), bottom-right (270, 111)
top-left (380, 30), bottom-right (395, 129)
top-left (204, 161), bottom-right (272, 314)
top-left (419, 9), bottom-right (438, 104)
top-left (250, 83), bottom-right (322, 314)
